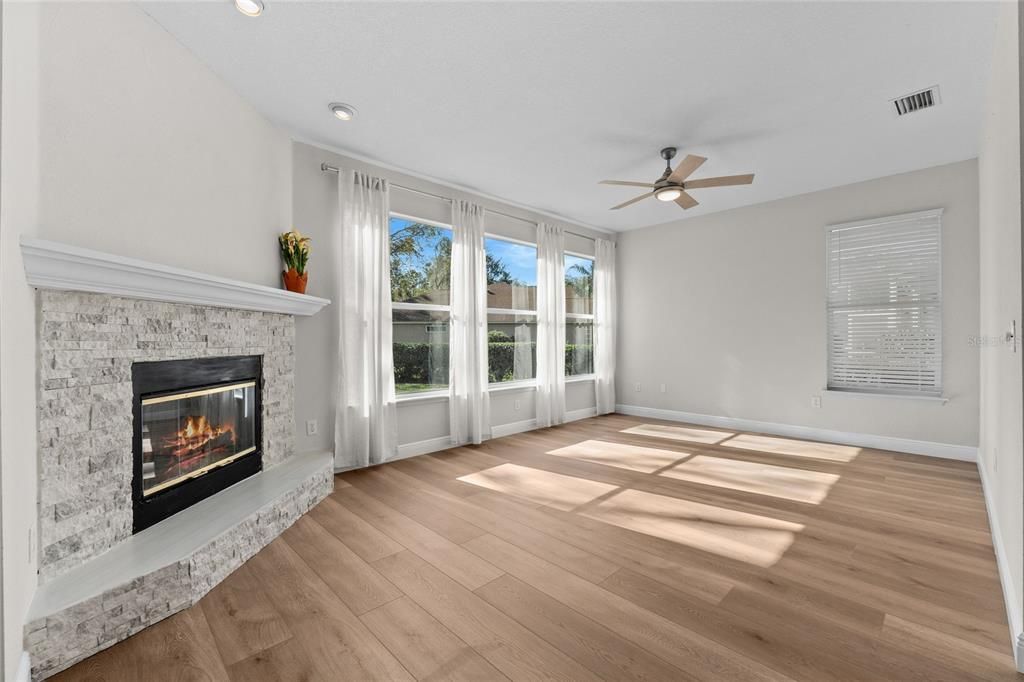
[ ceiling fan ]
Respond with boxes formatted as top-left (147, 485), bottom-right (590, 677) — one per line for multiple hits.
top-left (599, 147), bottom-right (754, 210)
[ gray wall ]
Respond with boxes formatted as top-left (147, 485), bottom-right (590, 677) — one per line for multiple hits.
top-left (291, 141), bottom-right (605, 454)
top-left (34, 3), bottom-right (292, 286)
top-left (978, 0), bottom-right (1023, 662)
top-left (617, 159), bottom-right (980, 448)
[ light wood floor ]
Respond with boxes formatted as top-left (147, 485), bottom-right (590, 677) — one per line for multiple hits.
top-left (55, 414), bottom-right (1020, 681)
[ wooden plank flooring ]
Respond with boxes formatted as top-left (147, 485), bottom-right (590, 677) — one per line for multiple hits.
top-left (53, 414), bottom-right (1020, 681)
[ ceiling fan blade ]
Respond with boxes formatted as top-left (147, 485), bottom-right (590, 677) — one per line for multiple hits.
top-left (674, 191), bottom-right (699, 209)
top-left (668, 154), bottom-right (707, 183)
top-left (599, 180), bottom-right (656, 188)
top-left (684, 173), bottom-right (755, 189)
top-left (610, 192), bottom-right (655, 210)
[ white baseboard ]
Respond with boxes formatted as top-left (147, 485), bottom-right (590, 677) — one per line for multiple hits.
top-left (567, 407), bottom-right (598, 422)
top-left (615, 404), bottom-right (977, 462)
top-left (977, 453), bottom-right (1024, 672)
top-left (332, 437), bottom-right (454, 472)
top-left (394, 435), bottom-right (454, 460)
top-left (334, 438), bottom-right (455, 472)
top-left (16, 651), bottom-right (30, 682)
top-left (491, 418), bottom-right (538, 439)
top-left (393, 406), bottom-right (602, 457)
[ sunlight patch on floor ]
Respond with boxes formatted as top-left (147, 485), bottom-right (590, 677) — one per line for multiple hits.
top-left (621, 423), bottom-right (734, 445)
top-left (580, 488), bottom-right (803, 567)
top-left (457, 463), bottom-right (618, 511)
top-left (659, 455), bottom-right (840, 504)
top-left (547, 439), bottom-right (692, 473)
top-left (721, 434), bottom-right (861, 462)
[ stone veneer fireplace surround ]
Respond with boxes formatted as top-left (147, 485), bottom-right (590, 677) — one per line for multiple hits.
top-left (36, 291), bottom-right (296, 580)
top-left (21, 238), bottom-right (333, 680)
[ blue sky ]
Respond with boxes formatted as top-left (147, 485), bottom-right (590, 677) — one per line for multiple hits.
top-left (485, 237), bottom-right (536, 284)
top-left (390, 216), bottom-right (590, 285)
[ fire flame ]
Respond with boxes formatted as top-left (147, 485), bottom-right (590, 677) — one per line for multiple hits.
top-left (169, 415), bottom-right (235, 458)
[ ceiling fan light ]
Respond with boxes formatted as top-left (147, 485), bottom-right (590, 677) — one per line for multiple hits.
top-left (655, 187), bottom-right (682, 202)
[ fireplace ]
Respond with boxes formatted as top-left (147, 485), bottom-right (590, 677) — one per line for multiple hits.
top-left (132, 356), bottom-right (263, 532)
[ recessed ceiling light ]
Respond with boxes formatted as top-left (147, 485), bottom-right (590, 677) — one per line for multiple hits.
top-left (655, 187), bottom-right (682, 202)
top-left (329, 103), bottom-right (357, 121)
top-left (234, 0), bottom-right (263, 17)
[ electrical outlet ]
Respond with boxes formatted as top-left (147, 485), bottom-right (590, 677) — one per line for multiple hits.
top-left (659, 383), bottom-right (666, 393)
top-left (811, 395), bottom-right (822, 408)
top-left (305, 419), bottom-right (318, 436)
top-left (634, 383), bottom-right (642, 392)
top-left (514, 399), bottom-right (521, 411)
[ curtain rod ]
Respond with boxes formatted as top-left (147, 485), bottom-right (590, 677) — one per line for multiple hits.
top-left (320, 162), bottom-right (597, 242)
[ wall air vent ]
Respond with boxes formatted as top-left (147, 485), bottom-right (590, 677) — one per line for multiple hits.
top-left (891, 86), bottom-right (940, 116)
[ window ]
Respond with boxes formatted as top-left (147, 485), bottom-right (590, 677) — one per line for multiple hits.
top-left (390, 215), bottom-right (452, 393)
top-left (486, 236), bottom-right (537, 383)
top-left (565, 254), bottom-right (594, 376)
top-left (826, 209), bottom-right (942, 396)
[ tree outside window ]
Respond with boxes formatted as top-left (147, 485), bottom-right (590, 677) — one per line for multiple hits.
top-left (565, 255), bottom-right (594, 376)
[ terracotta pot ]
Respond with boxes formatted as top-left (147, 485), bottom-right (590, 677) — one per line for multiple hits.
top-left (282, 268), bottom-right (308, 294)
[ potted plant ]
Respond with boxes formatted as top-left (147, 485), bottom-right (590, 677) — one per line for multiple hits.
top-left (279, 229), bottom-right (311, 294)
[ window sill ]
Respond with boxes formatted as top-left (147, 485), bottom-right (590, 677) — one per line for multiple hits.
top-left (489, 380), bottom-right (537, 393)
top-left (396, 376), bottom-right (595, 402)
top-left (395, 390), bottom-right (449, 405)
top-left (824, 389), bottom-right (948, 404)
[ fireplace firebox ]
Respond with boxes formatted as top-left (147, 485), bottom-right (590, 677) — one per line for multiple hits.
top-left (132, 356), bottom-right (263, 533)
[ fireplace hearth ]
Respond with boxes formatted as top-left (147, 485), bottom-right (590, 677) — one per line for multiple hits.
top-left (132, 356), bottom-right (263, 532)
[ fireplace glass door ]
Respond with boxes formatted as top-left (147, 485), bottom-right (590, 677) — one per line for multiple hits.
top-left (140, 381), bottom-right (257, 497)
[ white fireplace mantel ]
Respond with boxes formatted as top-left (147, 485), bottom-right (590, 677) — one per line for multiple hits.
top-left (21, 237), bottom-right (331, 316)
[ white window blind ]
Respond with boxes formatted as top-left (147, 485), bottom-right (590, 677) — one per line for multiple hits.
top-left (826, 209), bottom-right (942, 396)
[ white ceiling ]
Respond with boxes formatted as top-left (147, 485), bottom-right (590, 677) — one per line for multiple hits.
top-left (140, 1), bottom-right (999, 232)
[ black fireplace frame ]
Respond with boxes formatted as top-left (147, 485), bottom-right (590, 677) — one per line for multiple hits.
top-left (131, 355), bottom-right (263, 533)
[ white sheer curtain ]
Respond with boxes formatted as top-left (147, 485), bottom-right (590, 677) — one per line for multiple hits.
top-left (536, 223), bottom-right (566, 427)
top-left (594, 238), bottom-right (617, 415)
top-left (449, 200), bottom-right (491, 445)
top-left (334, 169), bottom-right (398, 470)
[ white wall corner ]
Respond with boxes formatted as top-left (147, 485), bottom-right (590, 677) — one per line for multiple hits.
top-left (977, 454), bottom-right (1024, 672)
top-left (614, 405), bottom-right (977, 462)
top-left (16, 652), bottom-right (31, 682)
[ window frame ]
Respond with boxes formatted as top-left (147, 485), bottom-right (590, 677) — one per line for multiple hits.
top-left (390, 225), bottom-right (600, 398)
top-left (484, 232), bottom-right (539, 387)
top-left (564, 251), bottom-right (596, 380)
top-left (390, 212), bottom-right (454, 398)
top-left (824, 208), bottom-right (944, 399)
